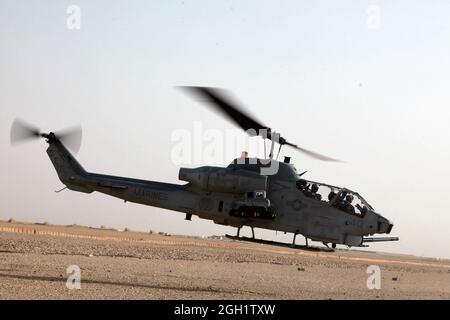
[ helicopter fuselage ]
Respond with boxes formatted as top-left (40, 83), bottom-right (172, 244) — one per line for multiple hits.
top-left (46, 135), bottom-right (394, 248)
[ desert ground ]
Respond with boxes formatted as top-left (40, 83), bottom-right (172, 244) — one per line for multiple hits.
top-left (0, 220), bottom-right (449, 300)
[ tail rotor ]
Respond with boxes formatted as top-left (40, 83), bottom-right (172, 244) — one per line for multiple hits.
top-left (10, 118), bottom-right (82, 154)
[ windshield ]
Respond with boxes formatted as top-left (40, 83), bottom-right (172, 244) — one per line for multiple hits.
top-left (296, 179), bottom-right (374, 216)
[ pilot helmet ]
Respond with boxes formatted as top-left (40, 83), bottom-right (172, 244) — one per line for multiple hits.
top-left (345, 194), bottom-right (354, 203)
top-left (297, 179), bottom-right (307, 188)
top-left (328, 191), bottom-right (336, 201)
top-left (311, 184), bottom-right (319, 193)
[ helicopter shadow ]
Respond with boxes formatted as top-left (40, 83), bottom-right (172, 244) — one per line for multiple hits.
top-left (0, 272), bottom-right (255, 295)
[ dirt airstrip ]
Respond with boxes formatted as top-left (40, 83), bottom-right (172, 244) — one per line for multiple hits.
top-left (0, 221), bottom-right (449, 299)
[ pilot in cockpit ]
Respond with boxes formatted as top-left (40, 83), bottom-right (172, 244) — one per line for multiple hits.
top-left (311, 184), bottom-right (322, 201)
top-left (328, 191), bottom-right (337, 205)
top-left (344, 194), bottom-right (355, 214)
top-left (328, 191), bottom-right (356, 215)
top-left (296, 179), bottom-right (307, 191)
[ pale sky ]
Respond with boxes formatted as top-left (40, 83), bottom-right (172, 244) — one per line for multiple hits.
top-left (1, 1), bottom-right (450, 259)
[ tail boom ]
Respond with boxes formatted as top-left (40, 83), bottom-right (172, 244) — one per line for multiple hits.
top-left (46, 138), bottom-right (195, 214)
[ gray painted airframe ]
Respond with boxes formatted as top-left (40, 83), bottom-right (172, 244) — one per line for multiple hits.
top-left (45, 133), bottom-right (396, 249)
top-left (12, 86), bottom-right (398, 249)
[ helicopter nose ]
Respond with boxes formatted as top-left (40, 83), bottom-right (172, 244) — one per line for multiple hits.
top-left (377, 215), bottom-right (393, 234)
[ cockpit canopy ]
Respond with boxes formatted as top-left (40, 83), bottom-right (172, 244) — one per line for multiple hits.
top-left (296, 178), bottom-right (374, 217)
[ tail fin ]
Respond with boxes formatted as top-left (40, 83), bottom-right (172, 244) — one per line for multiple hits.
top-left (46, 139), bottom-right (93, 193)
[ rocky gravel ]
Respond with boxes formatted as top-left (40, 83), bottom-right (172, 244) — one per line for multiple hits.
top-left (0, 222), bottom-right (449, 299)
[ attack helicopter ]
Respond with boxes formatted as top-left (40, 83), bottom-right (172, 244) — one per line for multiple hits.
top-left (10, 87), bottom-right (398, 249)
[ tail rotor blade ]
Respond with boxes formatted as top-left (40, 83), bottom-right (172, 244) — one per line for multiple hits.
top-left (10, 118), bottom-right (41, 145)
top-left (55, 125), bottom-right (82, 154)
top-left (10, 118), bottom-right (82, 154)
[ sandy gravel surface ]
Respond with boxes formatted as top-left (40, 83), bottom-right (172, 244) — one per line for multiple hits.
top-left (0, 221), bottom-right (449, 300)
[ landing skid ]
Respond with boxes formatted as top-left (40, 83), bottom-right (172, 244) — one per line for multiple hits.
top-left (225, 234), bottom-right (335, 253)
top-left (322, 242), bottom-right (337, 250)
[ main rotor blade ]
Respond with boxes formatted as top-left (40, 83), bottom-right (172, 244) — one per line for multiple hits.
top-left (180, 86), bottom-right (269, 136)
top-left (284, 141), bottom-right (343, 162)
top-left (180, 86), bottom-right (343, 162)
top-left (10, 118), bottom-right (41, 145)
top-left (55, 125), bottom-right (82, 154)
